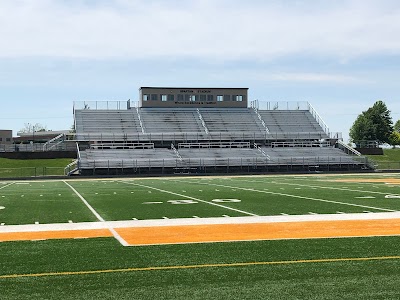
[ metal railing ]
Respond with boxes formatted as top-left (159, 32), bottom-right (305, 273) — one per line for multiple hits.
top-left (77, 155), bottom-right (372, 175)
top-left (252, 106), bottom-right (270, 133)
top-left (74, 131), bottom-right (331, 143)
top-left (42, 133), bottom-right (65, 151)
top-left (73, 100), bottom-right (131, 111)
top-left (197, 108), bottom-right (209, 134)
top-left (64, 160), bottom-right (79, 176)
top-left (337, 140), bottom-right (361, 156)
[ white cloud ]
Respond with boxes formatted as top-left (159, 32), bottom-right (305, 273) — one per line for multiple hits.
top-left (0, 0), bottom-right (400, 60)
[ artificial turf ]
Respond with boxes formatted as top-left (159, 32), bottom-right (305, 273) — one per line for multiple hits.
top-left (1, 174), bottom-right (400, 299)
top-left (0, 236), bottom-right (399, 299)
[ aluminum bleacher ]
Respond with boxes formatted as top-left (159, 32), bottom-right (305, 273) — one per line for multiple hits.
top-left (258, 110), bottom-right (328, 139)
top-left (75, 110), bottom-right (142, 138)
top-left (199, 108), bottom-right (265, 133)
top-left (139, 108), bottom-right (204, 133)
top-left (73, 100), bottom-right (371, 175)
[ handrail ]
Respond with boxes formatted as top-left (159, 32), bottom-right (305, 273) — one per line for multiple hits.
top-left (171, 143), bottom-right (183, 161)
top-left (252, 106), bottom-right (270, 133)
top-left (254, 143), bottom-right (271, 160)
top-left (64, 160), bottom-right (78, 175)
top-left (337, 140), bottom-right (361, 156)
top-left (42, 133), bottom-right (65, 151)
top-left (197, 108), bottom-right (209, 134)
top-left (307, 102), bottom-right (330, 136)
top-left (76, 142), bottom-right (81, 160)
top-left (136, 106), bottom-right (145, 134)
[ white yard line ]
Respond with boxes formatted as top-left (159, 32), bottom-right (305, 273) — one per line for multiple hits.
top-left (0, 182), bottom-right (15, 190)
top-left (190, 181), bottom-right (397, 213)
top-left (120, 181), bottom-right (259, 217)
top-left (1, 212), bottom-right (400, 233)
top-left (63, 180), bottom-right (128, 246)
top-left (244, 179), bottom-right (400, 197)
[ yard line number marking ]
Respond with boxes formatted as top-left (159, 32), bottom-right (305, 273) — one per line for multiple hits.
top-left (193, 181), bottom-right (397, 212)
top-left (63, 181), bottom-right (129, 246)
top-left (1, 255), bottom-right (399, 279)
top-left (120, 181), bottom-right (258, 217)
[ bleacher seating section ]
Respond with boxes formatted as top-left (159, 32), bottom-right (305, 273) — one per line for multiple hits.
top-left (73, 105), bottom-right (370, 175)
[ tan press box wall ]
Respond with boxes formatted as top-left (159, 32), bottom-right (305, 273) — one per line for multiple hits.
top-left (139, 87), bottom-right (248, 108)
top-left (0, 130), bottom-right (13, 144)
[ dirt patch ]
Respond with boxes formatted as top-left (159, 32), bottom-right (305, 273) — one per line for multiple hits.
top-left (333, 178), bottom-right (400, 185)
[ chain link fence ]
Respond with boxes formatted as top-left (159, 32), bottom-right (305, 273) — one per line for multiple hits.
top-left (0, 167), bottom-right (65, 178)
top-left (372, 161), bottom-right (400, 171)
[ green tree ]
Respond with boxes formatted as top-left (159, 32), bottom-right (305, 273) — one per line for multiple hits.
top-left (389, 131), bottom-right (400, 147)
top-left (394, 120), bottom-right (400, 132)
top-left (349, 100), bottom-right (393, 145)
top-left (349, 114), bottom-right (375, 145)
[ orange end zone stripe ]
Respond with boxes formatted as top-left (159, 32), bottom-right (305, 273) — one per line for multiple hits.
top-left (115, 219), bottom-right (400, 246)
top-left (0, 229), bottom-right (113, 242)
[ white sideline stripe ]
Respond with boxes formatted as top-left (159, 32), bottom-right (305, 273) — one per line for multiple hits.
top-left (1, 212), bottom-right (400, 233)
top-left (63, 181), bottom-right (128, 246)
top-left (194, 181), bottom-right (397, 213)
top-left (120, 181), bottom-right (259, 217)
top-left (0, 182), bottom-right (15, 190)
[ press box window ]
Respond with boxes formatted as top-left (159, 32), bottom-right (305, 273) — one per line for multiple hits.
top-left (207, 95), bottom-right (214, 102)
top-left (161, 95), bottom-right (167, 101)
top-left (151, 94), bottom-right (158, 101)
top-left (224, 95), bottom-right (230, 101)
top-left (168, 94), bottom-right (174, 101)
top-left (189, 95), bottom-right (197, 102)
top-left (6, 138), bottom-right (11, 142)
top-left (143, 94), bottom-right (149, 101)
top-left (217, 95), bottom-right (223, 102)
top-left (200, 95), bottom-right (206, 102)
top-left (236, 95), bottom-right (243, 102)
top-left (177, 94), bottom-right (184, 102)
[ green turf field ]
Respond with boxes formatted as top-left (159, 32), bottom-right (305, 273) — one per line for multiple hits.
top-left (1, 174), bottom-right (400, 299)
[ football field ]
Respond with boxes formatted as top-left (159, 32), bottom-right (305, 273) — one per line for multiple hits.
top-left (1, 173), bottom-right (400, 299)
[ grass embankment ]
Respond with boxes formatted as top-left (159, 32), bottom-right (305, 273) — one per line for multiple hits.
top-left (366, 148), bottom-right (400, 170)
top-left (366, 148), bottom-right (400, 162)
top-left (0, 158), bottom-right (73, 178)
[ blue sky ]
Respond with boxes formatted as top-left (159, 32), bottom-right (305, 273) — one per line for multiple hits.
top-left (1, 0), bottom-right (400, 141)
